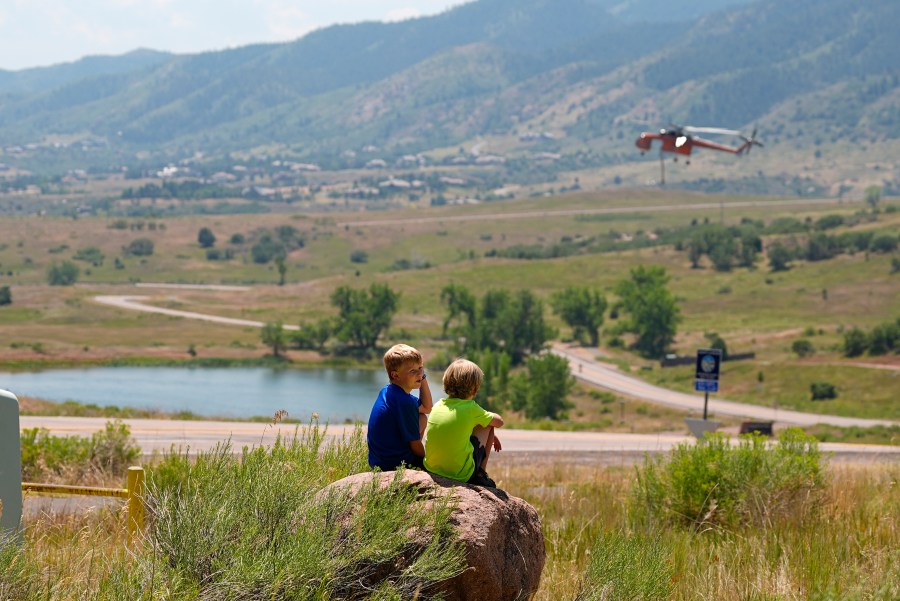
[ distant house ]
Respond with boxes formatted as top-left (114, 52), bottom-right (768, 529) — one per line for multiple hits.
top-left (290, 163), bottom-right (321, 172)
top-left (365, 159), bottom-right (388, 169)
top-left (209, 172), bottom-right (237, 184)
top-left (379, 178), bottom-right (412, 189)
top-left (396, 154), bottom-right (426, 167)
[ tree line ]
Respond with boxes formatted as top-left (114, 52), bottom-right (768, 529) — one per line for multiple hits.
top-left (260, 266), bottom-right (681, 421)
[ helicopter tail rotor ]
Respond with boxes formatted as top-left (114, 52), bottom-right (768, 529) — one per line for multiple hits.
top-left (739, 127), bottom-right (763, 155)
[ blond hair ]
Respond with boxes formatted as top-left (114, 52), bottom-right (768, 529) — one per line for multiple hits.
top-left (442, 358), bottom-right (484, 399)
top-left (383, 344), bottom-right (423, 376)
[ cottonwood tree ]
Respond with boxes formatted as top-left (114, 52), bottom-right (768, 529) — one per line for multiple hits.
top-left (550, 287), bottom-right (608, 347)
top-left (440, 283), bottom-right (476, 337)
top-left (330, 283), bottom-right (399, 350)
top-left (450, 288), bottom-right (555, 365)
top-left (511, 353), bottom-right (575, 420)
top-left (614, 265), bottom-right (681, 358)
top-left (261, 321), bottom-right (287, 358)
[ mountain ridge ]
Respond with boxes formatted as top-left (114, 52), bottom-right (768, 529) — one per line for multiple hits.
top-left (0, 0), bottom-right (896, 196)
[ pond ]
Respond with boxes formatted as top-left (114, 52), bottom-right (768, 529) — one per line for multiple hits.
top-left (0, 366), bottom-right (422, 421)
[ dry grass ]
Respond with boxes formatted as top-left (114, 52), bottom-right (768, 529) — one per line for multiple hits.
top-left (10, 453), bottom-right (898, 600)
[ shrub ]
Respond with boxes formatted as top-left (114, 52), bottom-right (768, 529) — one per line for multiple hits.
top-left (0, 285), bottom-right (10, 305)
top-left (123, 238), bottom-right (154, 257)
top-left (251, 235), bottom-right (284, 264)
top-left (870, 234), bottom-right (898, 253)
top-left (791, 339), bottom-right (815, 357)
top-left (631, 430), bottom-right (826, 529)
top-left (350, 249), bottom-right (369, 263)
top-left (20, 420), bottom-right (140, 481)
top-left (843, 327), bottom-right (869, 357)
top-left (197, 227), bottom-right (216, 248)
top-left (813, 214), bottom-right (844, 230)
top-left (46, 261), bottom-right (79, 285)
top-left (707, 333), bottom-right (728, 360)
top-left (868, 321), bottom-right (900, 355)
top-left (810, 382), bottom-right (838, 400)
top-left (72, 246), bottom-right (104, 265)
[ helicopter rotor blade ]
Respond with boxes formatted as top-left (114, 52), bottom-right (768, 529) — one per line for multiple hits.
top-left (683, 126), bottom-right (743, 136)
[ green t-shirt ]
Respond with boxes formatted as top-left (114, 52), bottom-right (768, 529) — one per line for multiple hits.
top-left (423, 397), bottom-right (496, 482)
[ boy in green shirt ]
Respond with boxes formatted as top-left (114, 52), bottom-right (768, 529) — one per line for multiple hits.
top-left (424, 358), bottom-right (504, 487)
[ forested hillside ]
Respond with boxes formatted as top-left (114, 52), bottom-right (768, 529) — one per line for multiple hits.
top-left (0, 0), bottom-right (896, 193)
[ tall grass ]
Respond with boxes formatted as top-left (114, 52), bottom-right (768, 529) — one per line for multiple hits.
top-left (7, 424), bottom-right (898, 599)
top-left (5, 421), bottom-right (465, 600)
top-left (498, 432), bottom-right (897, 601)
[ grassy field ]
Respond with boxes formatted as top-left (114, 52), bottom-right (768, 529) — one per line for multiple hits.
top-left (1, 189), bottom-right (898, 425)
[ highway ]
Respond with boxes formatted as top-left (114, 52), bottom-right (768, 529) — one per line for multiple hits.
top-left (17, 415), bottom-right (900, 461)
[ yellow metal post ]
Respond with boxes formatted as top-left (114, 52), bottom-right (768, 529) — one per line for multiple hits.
top-left (126, 466), bottom-right (145, 544)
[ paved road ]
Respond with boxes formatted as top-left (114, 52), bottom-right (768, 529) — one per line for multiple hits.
top-left (92, 288), bottom-right (898, 430)
top-left (553, 345), bottom-right (899, 429)
top-left (18, 415), bottom-right (900, 460)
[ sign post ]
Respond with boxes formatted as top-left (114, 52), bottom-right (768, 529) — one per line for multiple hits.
top-left (685, 349), bottom-right (722, 439)
top-left (694, 348), bottom-right (722, 420)
top-left (0, 388), bottom-right (22, 536)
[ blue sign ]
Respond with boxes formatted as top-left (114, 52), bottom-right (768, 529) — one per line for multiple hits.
top-left (695, 379), bottom-right (719, 393)
top-left (695, 348), bottom-right (722, 381)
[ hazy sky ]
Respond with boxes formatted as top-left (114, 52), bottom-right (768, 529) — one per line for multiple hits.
top-left (0, 0), bottom-right (470, 71)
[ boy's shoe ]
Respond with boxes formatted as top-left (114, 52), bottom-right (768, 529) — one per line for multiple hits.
top-left (470, 467), bottom-right (497, 488)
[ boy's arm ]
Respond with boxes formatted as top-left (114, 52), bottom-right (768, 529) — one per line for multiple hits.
top-left (417, 373), bottom-right (433, 414)
top-left (488, 413), bottom-right (504, 428)
top-left (409, 439), bottom-right (425, 457)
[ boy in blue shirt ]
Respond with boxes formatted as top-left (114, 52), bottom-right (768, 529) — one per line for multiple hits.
top-left (367, 344), bottom-right (433, 471)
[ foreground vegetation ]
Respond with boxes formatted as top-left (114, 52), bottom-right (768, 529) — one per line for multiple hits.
top-left (5, 423), bottom-right (898, 599)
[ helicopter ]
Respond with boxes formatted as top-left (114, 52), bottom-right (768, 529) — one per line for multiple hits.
top-left (635, 124), bottom-right (762, 184)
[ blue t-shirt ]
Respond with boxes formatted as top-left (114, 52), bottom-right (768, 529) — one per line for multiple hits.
top-left (367, 383), bottom-right (422, 471)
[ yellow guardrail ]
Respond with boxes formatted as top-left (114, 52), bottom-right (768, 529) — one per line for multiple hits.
top-left (22, 466), bottom-right (145, 544)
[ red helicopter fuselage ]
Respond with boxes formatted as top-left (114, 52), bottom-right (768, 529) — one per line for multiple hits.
top-left (635, 129), bottom-right (750, 156)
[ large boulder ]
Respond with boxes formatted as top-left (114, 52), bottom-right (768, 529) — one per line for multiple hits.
top-left (322, 469), bottom-right (545, 601)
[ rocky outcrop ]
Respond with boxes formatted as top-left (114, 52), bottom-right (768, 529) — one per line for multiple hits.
top-left (322, 470), bottom-right (545, 601)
